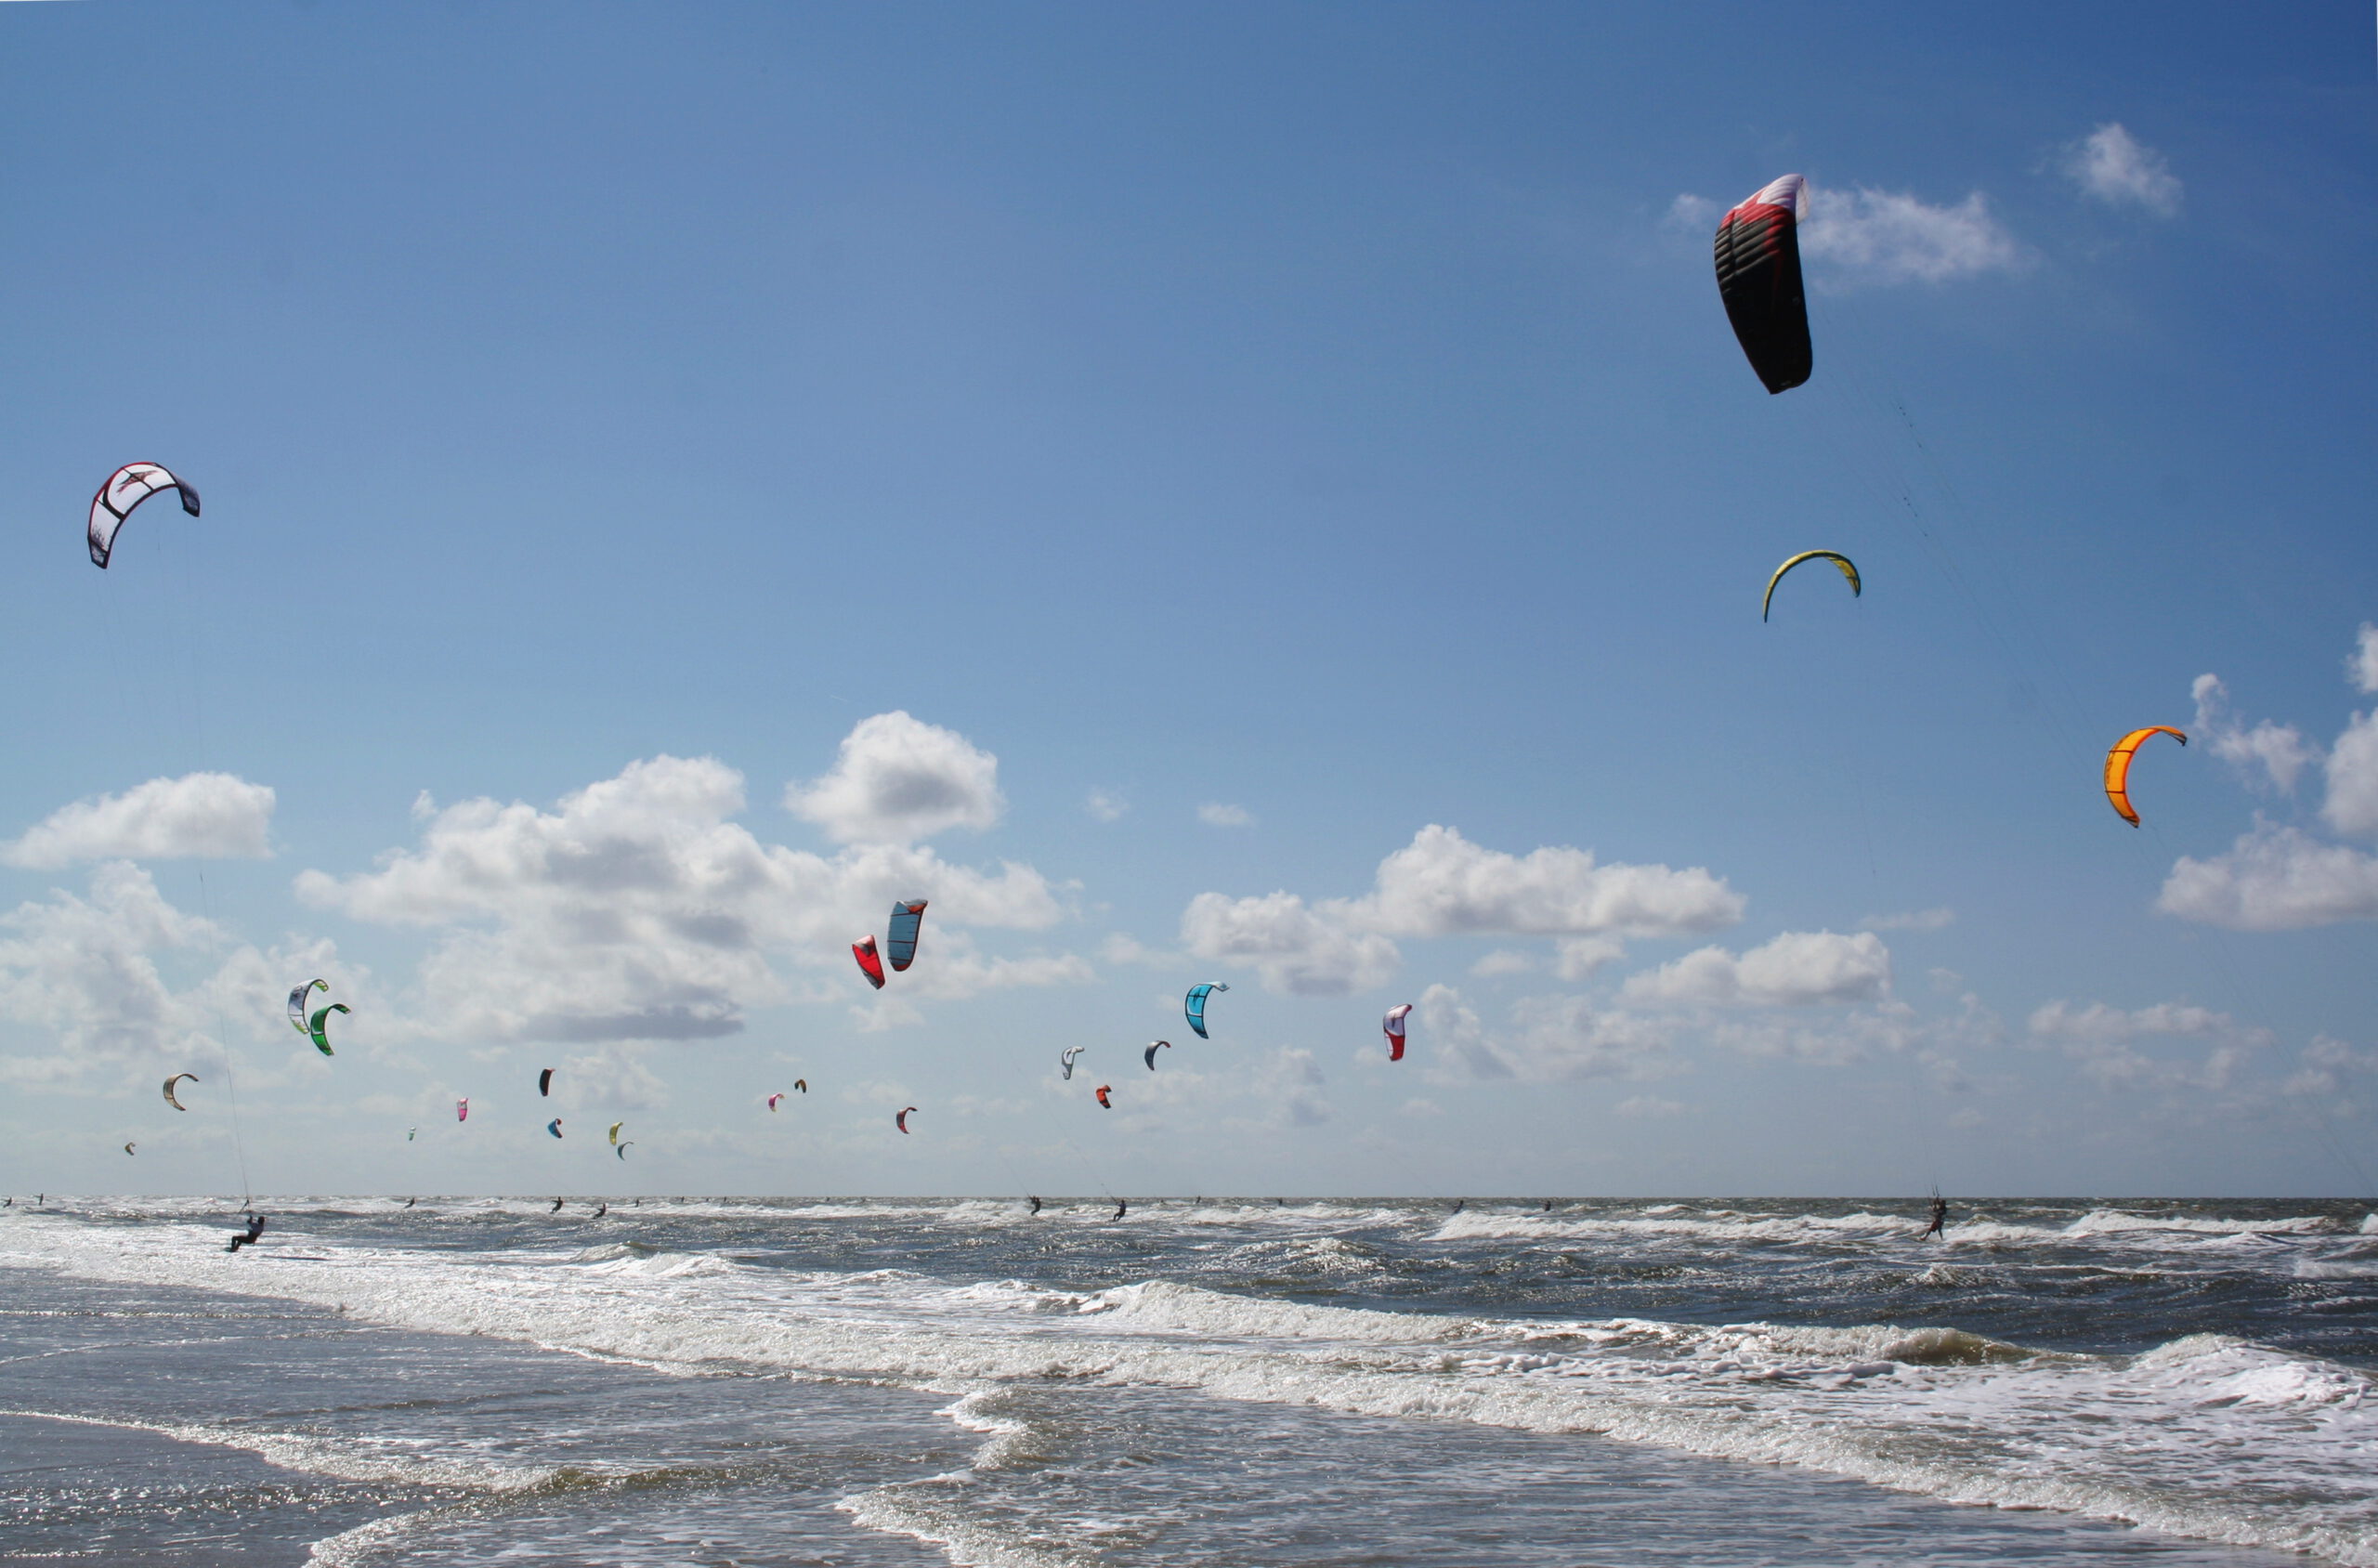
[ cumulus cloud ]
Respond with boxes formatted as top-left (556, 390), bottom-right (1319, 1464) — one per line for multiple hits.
top-left (1261, 1047), bottom-right (1329, 1128)
top-left (1469, 949), bottom-right (1534, 978)
top-left (785, 712), bottom-right (1003, 845)
top-left (1197, 803), bottom-right (1253, 828)
top-left (1800, 185), bottom-right (2028, 285)
top-left (1345, 825), bottom-right (1743, 939)
top-left (297, 754), bottom-right (1071, 1043)
top-left (1085, 791), bottom-right (1128, 823)
top-left (2349, 625), bottom-right (2378, 696)
top-left (1619, 930), bottom-right (1890, 1009)
top-left (1416, 983), bottom-right (1678, 1084)
top-left (0, 862), bottom-right (219, 1069)
top-left (2158, 822), bottom-right (2378, 930)
top-left (2322, 711), bottom-right (2378, 839)
top-left (1179, 891), bottom-right (1399, 996)
top-left (1665, 192), bottom-right (1720, 231)
top-left (2064, 124), bottom-right (2182, 217)
top-left (2, 773), bottom-right (275, 869)
top-left (1860, 908), bottom-right (1954, 933)
top-left (2029, 999), bottom-right (2267, 1091)
top-left (1554, 935), bottom-right (1626, 980)
top-left (2192, 674), bottom-right (2319, 795)
top-left (2284, 1035), bottom-right (2378, 1100)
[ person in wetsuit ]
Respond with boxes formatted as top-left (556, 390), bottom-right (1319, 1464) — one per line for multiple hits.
top-left (1028, 1196), bottom-right (1042, 1214)
top-left (1923, 1194), bottom-right (1950, 1239)
top-left (551, 1197), bottom-right (564, 1213)
top-left (592, 1203), bottom-right (608, 1218)
top-left (1113, 1198), bottom-right (1128, 1221)
top-left (226, 1213), bottom-right (268, 1253)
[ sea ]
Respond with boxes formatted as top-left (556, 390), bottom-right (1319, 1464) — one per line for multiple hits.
top-left (2, 1195), bottom-right (2373, 1566)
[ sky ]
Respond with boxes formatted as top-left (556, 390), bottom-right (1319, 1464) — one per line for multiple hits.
top-left (0, 1), bottom-right (2372, 1198)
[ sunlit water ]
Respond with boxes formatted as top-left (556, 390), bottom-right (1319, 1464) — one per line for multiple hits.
top-left (3, 1195), bottom-right (2371, 1565)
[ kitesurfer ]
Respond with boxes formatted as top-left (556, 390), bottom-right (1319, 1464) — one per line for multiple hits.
top-left (1452, 1198), bottom-right (1465, 1215)
top-left (1924, 1194), bottom-right (1950, 1239)
top-left (1028, 1196), bottom-right (1042, 1214)
top-left (225, 1213), bottom-right (268, 1253)
top-left (593, 1203), bottom-right (608, 1218)
top-left (1113, 1198), bottom-right (1128, 1221)
top-left (550, 1197), bottom-right (564, 1213)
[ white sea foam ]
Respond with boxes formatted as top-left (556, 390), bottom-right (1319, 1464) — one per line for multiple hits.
top-left (4, 1209), bottom-right (2373, 1565)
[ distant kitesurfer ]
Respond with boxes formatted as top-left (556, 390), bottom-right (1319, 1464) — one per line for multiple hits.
top-left (1113, 1198), bottom-right (1128, 1221)
top-left (1452, 1198), bottom-right (1465, 1215)
top-left (405, 1197), bottom-right (417, 1208)
top-left (225, 1214), bottom-right (268, 1253)
top-left (1924, 1193), bottom-right (1950, 1239)
top-left (551, 1197), bottom-right (564, 1213)
top-left (1028, 1196), bottom-right (1042, 1214)
top-left (593, 1203), bottom-right (608, 1218)
top-left (1542, 1199), bottom-right (1552, 1212)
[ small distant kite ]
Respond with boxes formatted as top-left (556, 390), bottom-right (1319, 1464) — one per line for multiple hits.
top-left (886, 900), bottom-right (929, 972)
top-left (853, 935), bottom-right (886, 990)
top-left (124, 1142), bottom-right (137, 1156)
top-left (608, 1121), bottom-right (623, 1146)
top-left (1060, 1046), bottom-right (1086, 1080)
top-left (1143, 1039), bottom-right (1169, 1071)
top-left (539, 1068), bottom-right (554, 1097)
top-left (1762, 550), bottom-right (1860, 621)
top-left (546, 1118), bottom-right (564, 1139)
top-left (2105, 726), bottom-right (2188, 827)
top-left (407, 1127), bottom-right (417, 1141)
top-left (1383, 1003), bottom-right (1412, 1063)
top-left (456, 1099), bottom-right (469, 1122)
top-left (896, 1105), bottom-right (918, 1134)
top-left (288, 978), bottom-right (327, 1035)
top-left (89, 462), bottom-right (201, 569)
top-left (616, 1141), bottom-right (633, 1160)
top-left (767, 1092), bottom-right (784, 1111)
top-left (1095, 1084), bottom-right (1113, 1109)
top-left (162, 1072), bottom-right (200, 1111)
top-left (1713, 174), bottom-right (1811, 395)
top-left (794, 1078), bottom-right (807, 1093)
top-left (1184, 984), bottom-right (1229, 1039)
top-left (307, 1003), bottom-right (349, 1057)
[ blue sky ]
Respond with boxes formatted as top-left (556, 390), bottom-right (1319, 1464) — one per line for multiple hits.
top-left (1, 2), bottom-right (2372, 1197)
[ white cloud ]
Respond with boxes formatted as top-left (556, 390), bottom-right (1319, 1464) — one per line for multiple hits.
top-left (297, 754), bottom-right (1070, 1043)
top-left (1196, 803), bottom-right (1253, 828)
top-left (2028, 999), bottom-right (2267, 1091)
top-left (2158, 821), bottom-right (2378, 931)
top-left (2283, 1035), bottom-right (2378, 1100)
top-left (2064, 124), bottom-right (2182, 217)
top-left (1619, 930), bottom-right (1890, 1009)
top-left (1554, 935), bottom-right (1626, 980)
top-left (1085, 791), bottom-right (1128, 824)
top-left (2322, 709), bottom-right (2378, 839)
top-left (1179, 890), bottom-right (1399, 996)
top-left (2192, 674), bottom-right (2319, 795)
top-left (785, 712), bottom-right (1003, 846)
top-left (1665, 192), bottom-right (1720, 231)
top-left (1346, 825), bottom-right (1743, 939)
top-left (1800, 185), bottom-right (2027, 285)
top-left (1469, 948), bottom-right (1534, 978)
top-left (1860, 907), bottom-right (1954, 933)
top-left (1261, 1047), bottom-right (1328, 1128)
top-left (0, 863), bottom-right (218, 1070)
top-left (1416, 983), bottom-right (1678, 1084)
top-left (1614, 1094), bottom-right (1684, 1118)
top-left (1, 773), bottom-right (275, 869)
top-left (2349, 625), bottom-right (2378, 696)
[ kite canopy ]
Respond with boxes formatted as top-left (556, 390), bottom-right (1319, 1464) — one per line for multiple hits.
top-left (1762, 550), bottom-right (1861, 621)
top-left (793, 1078), bottom-right (807, 1093)
top-left (1095, 1084), bottom-right (1113, 1108)
top-left (1383, 1003), bottom-right (1413, 1063)
top-left (853, 935), bottom-right (886, 990)
top-left (457, 1098), bottom-right (469, 1122)
top-left (307, 1003), bottom-right (349, 1057)
top-left (1184, 984), bottom-right (1229, 1039)
top-left (88, 462), bottom-right (201, 568)
top-left (767, 1092), bottom-right (784, 1111)
top-left (2105, 726), bottom-right (2188, 827)
top-left (546, 1118), bottom-right (564, 1139)
top-left (1060, 1045), bottom-right (1085, 1080)
top-left (162, 1072), bottom-right (200, 1111)
top-left (288, 979), bottom-right (328, 1035)
top-left (885, 900), bottom-right (929, 972)
top-left (895, 1105), bottom-right (918, 1134)
top-left (1714, 175), bottom-right (1812, 395)
top-left (124, 1142), bottom-right (137, 1156)
top-left (539, 1068), bottom-right (554, 1097)
top-left (616, 1141), bottom-right (633, 1160)
top-left (608, 1121), bottom-right (623, 1146)
top-left (1144, 1039), bottom-right (1169, 1071)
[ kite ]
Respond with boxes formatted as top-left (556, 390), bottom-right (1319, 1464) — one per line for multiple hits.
top-left (608, 1121), bottom-right (623, 1146)
top-left (457, 1099), bottom-right (469, 1122)
top-left (853, 935), bottom-right (886, 989)
top-left (1383, 1003), bottom-right (1412, 1063)
top-left (1762, 550), bottom-right (1861, 621)
top-left (767, 1092), bottom-right (784, 1111)
top-left (307, 1003), bottom-right (348, 1057)
top-left (896, 1106), bottom-right (917, 1134)
top-left (616, 1142), bottom-right (633, 1160)
top-left (1714, 174), bottom-right (1811, 394)
top-left (539, 1068), bottom-right (554, 1097)
top-left (124, 1142), bottom-right (137, 1156)
top-left (88, 462), bottom-right (202, 569)
top-left (2105, 726), bottom-right (2188, 827)
top-left (1060, 1046), bottom-right (1085, 1080)
top-left (1095, 1084), bottom-right (1113, 1109)
top-left (1143, 1039), bottom-right (1169, 1071)
top-left (546, 1118), bottom-right (564, 1139)
top-left (885, 900), bottom-right (929, 972)
top-left (288, 979), bottom-right (327, 1036)
top-left (162, 1072), bottom-right (200, 1111)
top-left (407, 1128), bottom-right (417, 1141)
top-left (1184, 984), bottom-right (1229, 1039)
top-left (794, 1078), bottom-right (807, 1093)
